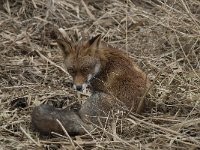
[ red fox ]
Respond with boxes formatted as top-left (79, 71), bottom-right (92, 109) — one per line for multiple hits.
top-left (31, 34), bottom-right (149, 135)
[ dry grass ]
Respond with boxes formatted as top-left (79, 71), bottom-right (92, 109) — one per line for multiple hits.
top-left (0, 0), bottom-right (200, 149)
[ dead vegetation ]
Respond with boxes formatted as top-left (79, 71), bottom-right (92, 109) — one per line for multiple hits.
top-left (0, 0), bottom-right (200, 149)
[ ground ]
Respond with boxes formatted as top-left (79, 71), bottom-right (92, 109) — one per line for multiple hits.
top-left (0, 0), bottom-right (200, 149)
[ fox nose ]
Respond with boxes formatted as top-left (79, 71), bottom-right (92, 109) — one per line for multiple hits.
top-left (75, 85), bottom-right (83, 91)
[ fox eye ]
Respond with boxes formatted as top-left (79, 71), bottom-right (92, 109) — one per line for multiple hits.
top-left (80, 67), bottom-right (90, 73)
top-left (84, 67), bottom-right (89, 71)
top-left (85, 67), bottom-right (91, 72)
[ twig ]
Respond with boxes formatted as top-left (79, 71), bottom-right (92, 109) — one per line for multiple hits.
top-left (81, 0), bottom-right (96, 20)
top-left (129, 115), bottom-right (181, 135)
top-left (56, 119), bottom-right (76, 150)
top-left (136, 67), bottom-right (166, 113)
top-left (20, 126), bottom-right (41, 147)
top-left (35, 49), bottom-right (69, 75)
top-left (91, 123), bottom-right (139, 149)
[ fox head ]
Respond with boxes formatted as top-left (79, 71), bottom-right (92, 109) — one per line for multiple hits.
top-left (57, 35), bottom-right (103, 91)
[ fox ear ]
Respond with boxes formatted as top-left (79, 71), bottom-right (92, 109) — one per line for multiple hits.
top-left (87, 34), bottom-right (101, 55)
top-left (56, 39), bottom-right (72, 58)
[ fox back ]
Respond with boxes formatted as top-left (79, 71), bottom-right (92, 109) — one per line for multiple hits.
top-left (57, 35), bottom-right (148, 113)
